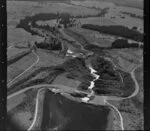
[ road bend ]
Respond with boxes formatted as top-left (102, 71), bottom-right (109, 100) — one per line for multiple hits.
top-left (7, 84), bottom-right (90, 100)
top-left (7, 84), bottom-right (88, 131)
top-left (7, 47), bottom-right (141, 131)
top-left (27, 88), bottom-right (44, 131)
top-left (106, 64), bottom-right (142, 101)
top-left (27, 87), bottom-right (75, 131)
top-left (103, 64), bottom-right (142, 131)
top-left (56, 32), bottom-right (141, 130)
top-left (104, 98), bottom-right (124, 131)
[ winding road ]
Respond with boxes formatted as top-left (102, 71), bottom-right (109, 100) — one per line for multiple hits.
top-left (59, 30), bottom-right (142, 130)
top-left (7, 84), bottom-right (89, 100)
top-left (7, 30), bottom-right (142, 131)
top-left (7, 60), bottom-right (141, 131)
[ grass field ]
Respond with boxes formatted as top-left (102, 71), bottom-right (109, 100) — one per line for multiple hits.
top-left (35, 49), bottom-right (67, 67)
top-left (7, 88), bottom-right (41, 130)
top-left (8, 27), bottom-right (44, 48)
top-left (7, 52), bottom-right (37, 83)
top-left (133, 65), bottom-right (143, 108)
top-left (7, 0), bottom-right (143, 130)
top-left (106, 49), bottom-right (142, 72)
top-left (71, 0), bottom-right (143, 10)
top-left (7, 48), bottom-right (29, 59)
top-left (52, 73), bottom-right (81, 88)
top-left (66, 27), bottom-right (113, 47)
top-left (79, 17), bottom-right (117, 26)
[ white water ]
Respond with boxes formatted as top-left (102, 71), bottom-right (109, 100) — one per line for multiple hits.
top-left (88, 65), bottom-right (100, 89)
top-left (66, 49), bottom-right (77, 58)
top-left (81, 65), bottom-right (100, 102)
top-left (67, 49), bottom-right (74, 54)
top-left (81, 97), bottom-right (90, 102)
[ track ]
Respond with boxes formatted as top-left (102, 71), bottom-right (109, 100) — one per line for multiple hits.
top-left (7, 31), bottom-right (142, 131)
top-left (27, 87), bottom-right (69, 131)
top-left (7, 64), bottom-right (141, 131)
top-left (104, 99), bottom-right (124, 131)
top-left (58, 29), bottom-right (142, 131)
top-left (7, 84), bottom-right (87, 100)
top-left (7, 46), bottom-right (14, 49)
top-left (7, 84), bottom-right (89, 131)
top-left (7, 51), bottom-right (39, 87)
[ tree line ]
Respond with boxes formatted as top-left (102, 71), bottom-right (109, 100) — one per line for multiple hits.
top-left (112, 39), bottom-right (143, 48)
top-left (82, 24), bottom-right (143, 42)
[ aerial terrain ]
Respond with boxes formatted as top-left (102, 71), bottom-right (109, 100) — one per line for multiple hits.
top-left (7, 0), bottom-right (143, 130)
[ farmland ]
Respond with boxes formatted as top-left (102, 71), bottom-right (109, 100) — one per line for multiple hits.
top-left (7, 0), bottom-right (143, 130)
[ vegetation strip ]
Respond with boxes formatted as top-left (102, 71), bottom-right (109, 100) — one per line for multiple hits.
top-left (8, 50), bottom-right (31, 66)
top-left (82, 24), bottom-right (143, 42)
top-left (7, 51), bottom-right (39, 87)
